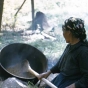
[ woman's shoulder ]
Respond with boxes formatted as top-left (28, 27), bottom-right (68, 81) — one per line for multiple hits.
top-left (79, 44), bottom-right (88, 56)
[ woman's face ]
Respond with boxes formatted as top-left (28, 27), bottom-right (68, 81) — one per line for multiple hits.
top-left (62, 28), bottom-right (71, 43)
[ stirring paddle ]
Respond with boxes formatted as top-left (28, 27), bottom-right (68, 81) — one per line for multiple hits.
top-left (24, 60), bottom-right (57, 88)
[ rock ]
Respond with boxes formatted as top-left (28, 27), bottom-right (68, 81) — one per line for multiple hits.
top-left (1, 77), bottom-right (28, 88)
top-left (0, 81), bottom-right (3, 88)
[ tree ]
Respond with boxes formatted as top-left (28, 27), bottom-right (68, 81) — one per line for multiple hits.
top-left (0, 0), bottom-right (4, 31)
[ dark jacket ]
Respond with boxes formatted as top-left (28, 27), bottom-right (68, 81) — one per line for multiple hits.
top-left (50, 42), bottom-right (88, 88)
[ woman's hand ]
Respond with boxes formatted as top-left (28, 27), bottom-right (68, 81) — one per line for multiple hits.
top-left (65, 83), bottom-right (75, 88)
top-left (37, 70), bottom-right (51, 80)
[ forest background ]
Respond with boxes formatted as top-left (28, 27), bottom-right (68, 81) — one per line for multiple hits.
top-left (0, 0), bottom-right (88, 69)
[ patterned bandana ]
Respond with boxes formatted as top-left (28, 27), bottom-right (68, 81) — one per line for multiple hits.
top-left (62, 17), bottom-right (86, 37)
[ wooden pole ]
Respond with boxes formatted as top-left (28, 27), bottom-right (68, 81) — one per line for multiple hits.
top-left (0, 0), bottom-right (4, 32)
top-left (31, 0), bottom-right (34, 30)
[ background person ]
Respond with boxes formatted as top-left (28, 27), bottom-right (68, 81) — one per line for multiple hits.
top-left (29, 11), bottom-right (50, 31)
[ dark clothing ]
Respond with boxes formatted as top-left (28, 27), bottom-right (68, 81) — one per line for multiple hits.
top-left (46, 73), bottom-right (81, 88)
top-left (50, 42), bottom-right (88, 88)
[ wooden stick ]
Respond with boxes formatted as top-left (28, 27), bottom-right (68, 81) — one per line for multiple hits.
top-left (27, 61), bottom-right (57, 88)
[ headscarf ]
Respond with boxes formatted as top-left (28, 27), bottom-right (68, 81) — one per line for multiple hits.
top-left (62, 17), bottom-right (86, 38)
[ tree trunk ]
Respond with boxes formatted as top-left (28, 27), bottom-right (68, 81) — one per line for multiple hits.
top-left (0, 0), bottom-right (4, 32)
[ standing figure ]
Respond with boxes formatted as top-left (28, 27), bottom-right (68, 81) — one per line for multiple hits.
top-left (30, 11), bottom-right (50, 31)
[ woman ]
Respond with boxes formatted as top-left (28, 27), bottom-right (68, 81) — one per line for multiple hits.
top-left (38, 17), bottom-right (88, 88)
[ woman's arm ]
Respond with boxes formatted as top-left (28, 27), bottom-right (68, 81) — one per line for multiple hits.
top-left (37, 70), bottom-right (51, 80)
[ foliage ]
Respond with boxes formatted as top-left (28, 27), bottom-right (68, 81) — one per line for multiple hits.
top-left (1, 0), bottom-right (88, 60)
top-left (27, 81), bottom-right (38, 88)
top-left (2, 0), bottom-right (88, 31)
